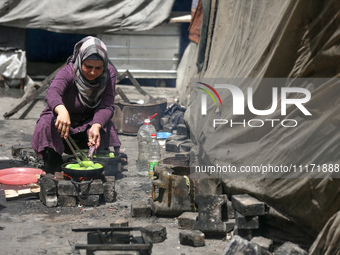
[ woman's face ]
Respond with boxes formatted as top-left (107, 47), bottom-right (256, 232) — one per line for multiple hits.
top-left (81, 59), bottom-right (104, 81)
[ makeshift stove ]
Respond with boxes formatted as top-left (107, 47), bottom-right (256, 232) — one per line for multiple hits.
top-left (38, 172), bottom-right (115, 207)
top-left (72, 227), bottom-right (152, 255)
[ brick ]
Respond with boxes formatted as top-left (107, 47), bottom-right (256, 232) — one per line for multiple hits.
top-left (78, 195), bottom-right (100, 206)
top-left (165, 140), bottom-right (186, 153)
top-left (178, 212), bottom-right (198, 230)
top-left (235, 211), bottom-right (259, 230)
top-left (176, 124), bottom-right (188, 137)
top-left (179, 230), bottom-right (205, 247)
top-left (232, 194), bottom-right (266, 216)
top-left (131, 201), bottom-right (152, 217)
top-left (58, 180), bottom-right (78, 196)
top-left (58, 196), bottom-right (77, 207)
top-left (223, 235), bottom-right (269, 254)
top-left (103, 181), bottom-right (115, 203)
top-left (143, 224), bottom-right (167, 243)
top-left (251, 236), bottom-right (273, 252)
top-left (274, 242), bottom-right (307, 255)
top-left (110, 219), bottom-right (129, 227)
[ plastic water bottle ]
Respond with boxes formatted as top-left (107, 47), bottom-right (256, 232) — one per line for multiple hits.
top-left (137, 119), bottom-right (156, 175)
top-left (148, 133), bottom-right (161, 179)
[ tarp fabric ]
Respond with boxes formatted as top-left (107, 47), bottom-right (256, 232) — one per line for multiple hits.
top-left (0, 0), bottom-right (175, 34)
top-left (178, 0), bottom-right (340, 251)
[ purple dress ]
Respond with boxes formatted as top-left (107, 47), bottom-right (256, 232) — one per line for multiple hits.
top-left (31, 63), bottom-right (121, 156)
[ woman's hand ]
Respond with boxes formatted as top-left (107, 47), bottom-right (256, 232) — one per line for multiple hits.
top-left (54, 105), bottom-right (71, 139)
top-left (88, 123), bottom-right (102, 149)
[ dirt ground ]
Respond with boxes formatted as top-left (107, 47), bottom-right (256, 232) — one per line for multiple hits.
top-left (0, 87), bottom-right (228, 255)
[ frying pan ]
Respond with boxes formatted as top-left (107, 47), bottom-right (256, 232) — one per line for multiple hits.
top-left (61, 161), bottom-right (105, 178)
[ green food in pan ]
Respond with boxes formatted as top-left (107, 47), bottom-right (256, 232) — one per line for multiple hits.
top-left (65, 161), bottom-right (103, 170)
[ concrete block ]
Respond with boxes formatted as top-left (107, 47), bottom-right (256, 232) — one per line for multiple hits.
top-left (176, 124), bottom-right (188, 137)
top-left (38, 175), bottom-right (57, 195)
top-left (110, 219), bottom-right (129, 227)
top-left (179, 230), bottom-right (205, 247)
top-left (233, 226), bottom-right (253, 241)
top-left (105, 176), bottom-right (116, 182)
top-left (58, 180), bottom-right (78, 196)
top-left (103, 181), bottom-right (115, 203)
top-left (225, 219), bottom-right (236, 233)
top-left (79, 179), bottom-right (104, 195)
top-left (251, 236), bottom-right (273, 252)
top-left (178, 212), bottom-right (198, 230)
top-left (165, 140), bottom-right (186, 153)
top-left (235, 211), bottom-right (259, 229)
top-left (39, 194), bottom-right (58, 207)
top-left (58, 196), bottom-right (77, 207)
top-left (143, 224), bottom-right (167, 243)
top-left (131, 201), bottom-right (152, 217)
top-left (166, 134), bottom-right (187, 141)
top-left (162, 124), bottom-right (175, 133)
top-left (180, 142), bottom-right (195, 152)
top-left (78, 195), bottom-right (100, 206)
top-left (223, 235), bottom-right (269, 255)
top-left (232, 194), bottom-right (266, 216)
top-left (274, 242), bottom-right (307, 255)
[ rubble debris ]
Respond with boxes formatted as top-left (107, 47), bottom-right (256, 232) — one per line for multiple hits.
top-left (232, 194), bottom-right (267, 216)
top-left (131, 201), bottom-right (152, 218)
top-left (178, 212), bottom-right (198, 230)
top-left (250, 236), bottom-right (273, 252)
top-left (222, 235), bottom-right (270, 255)
top-left (179, 230), bottom-right (205, 247)
top-left (194, 194), bottom-right (228, 236)
top-left (274, 241), bottom-right (307, 255)
top-left (143, 224), bottom-right (167, 243)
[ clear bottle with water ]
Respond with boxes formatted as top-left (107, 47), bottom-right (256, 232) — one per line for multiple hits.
top-left (137, 119), bottom-right (156, 175)
top-left (148, 133), bottom-right (161, 179)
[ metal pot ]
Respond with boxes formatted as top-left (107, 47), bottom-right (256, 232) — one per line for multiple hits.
top-left (94, 151), bottom-right (124, 177)
top-left (61, 161), bottom-right (105, 178)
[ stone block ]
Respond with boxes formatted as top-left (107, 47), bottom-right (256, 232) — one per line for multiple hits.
top-left (235, 211), bottom-right (259, 229)
top-left (179, 230), bottom-right (205, 247)
top-left (225, 219), bottom-right (236, 233)
top-left (39, 193), bottom-right (58, 207)
top-left (180, 142), bottom-right (195, 152)
top-left (160, 117), bottom-right (169, 127)
top-left (143, 224), bottom-right (167, 243)
top-left (274, 242), bottom-right (307, 255)
top-left (78, 195), bottom-right (100, 206)
top-left (165, 140), bottom-right (186, 153)
top-left (105, 176), bottom-right (116, 182)
top-left (39, 175), bottom-right (57, 195)
top-left (110, 219), bottom-right (129, 227)
top-left (233, 226), bottom-right (253, 241)
top-left (232, 194), bottom-right (266, 216)
top-left (162, 124), bottom-right (175, 133)
top-left (79, 179), bottom-right (104, 195)
top-left (176, 124), bottom-right (188, 137)
top-left (58, 180), bottom-right (78, 196)
top-left (131, 201), bottom-right (152, 217)
top-left (58, 196), bottom-right (77, 207)
top-left (178, 212), bottom-right (198, 230)
top-left (166, 134), bottom-right (187, 141)
top-left (251, 236), bottom-right (273, 252)
top-left (222, 235), bottom-right (269, 255)
top-left (103, 181), bottom-right (115, 203)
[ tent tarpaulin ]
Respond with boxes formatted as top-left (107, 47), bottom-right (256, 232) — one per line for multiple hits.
top-left (0, 0), bottom-right (175, 33)
top-left (178, 0), bottom-right (340, 252)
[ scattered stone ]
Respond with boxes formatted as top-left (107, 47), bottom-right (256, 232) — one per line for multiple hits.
top-left (251, 236), bottom-right (273, 252)
top-left (225, 219), bottom-right (236, 233)
top-left (131, 201), bottom-right (152, 217)
top-left (179, 230), bottom-right (205, 247)
top-left (143, 224), bottom-right (167, 243)
top-left (180, 142), bottom-right (195, 152)
top-left (232, 194), bottom-right (266, 216)
top-left (58, 196), bottom-right (77, 207)
top-left (78, 195), bottom-right (100, 206)
top-left (235, 211), bottom-right (259, 229)
top-left (178, 212), bottom-right (198, 230)
top-left (110, 218), bottom-right (129, 227)
top-left (222, 235), bottom-right (269, 255)
top-left (176, 124), bottom-right (188, 137)
top-left (103, 181), bottom-right (115, 203)
top-left (274, 242), bottom-right (307, 255)
top-left (165, 140), bottom-right (187, 153)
